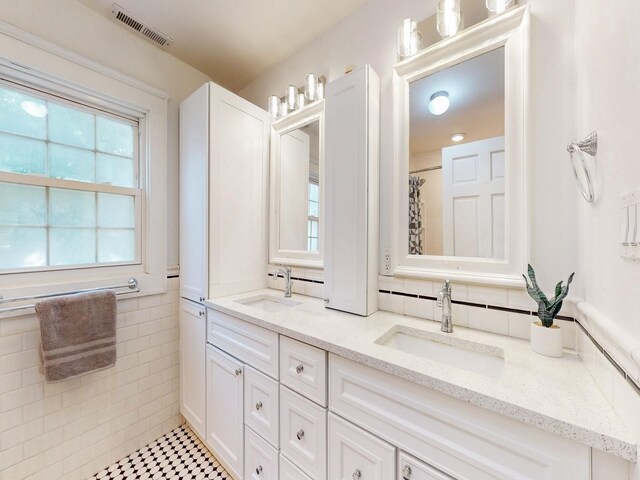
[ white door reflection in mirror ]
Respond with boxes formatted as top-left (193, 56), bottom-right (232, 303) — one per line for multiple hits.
top-left (408, 47), bottom-right (505, 259)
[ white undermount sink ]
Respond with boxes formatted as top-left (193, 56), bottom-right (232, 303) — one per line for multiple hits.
top-left (375, 326), bottom-right (505, 378)
top-left (234, 294), bottom-right (301, 313)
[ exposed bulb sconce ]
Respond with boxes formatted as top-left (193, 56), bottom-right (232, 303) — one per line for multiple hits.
top-left (21, 100), bottom-right (48, 118)
top-left (428, 91), bottom-right (450, 115)
top-left (437, 0), bottom-right (461, 38)
top-left (397, 18), bottom-right (422, 58)
top-left (567, 131), bottom-right (598, 203)
top-left (267, 74), bottom-right (326, 121)
top-left (451, 133), bottom-right (465, 142)
top-left (486, 0), bottom-right (518, 15)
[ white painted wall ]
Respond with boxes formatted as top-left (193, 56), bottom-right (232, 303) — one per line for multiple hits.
top-left (0, 0), bottom-right (211, 269)
top-left (575, 2), bottom-right (640, 349)
top-left (240, 0), bottom-right (579, 293)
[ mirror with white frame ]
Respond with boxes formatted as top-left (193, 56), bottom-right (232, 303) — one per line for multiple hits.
top-left (269, 101), bottom-right (324, 267)
top-left (394, 6), bottom-right (529, 286)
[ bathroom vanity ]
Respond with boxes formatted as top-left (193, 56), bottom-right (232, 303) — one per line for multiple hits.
top-left (193, 290), bottom-right (634, 480)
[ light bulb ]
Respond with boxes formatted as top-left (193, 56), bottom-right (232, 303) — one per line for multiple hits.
top-left (451, 133), bottom-right (465, 142)
top-left (486, 0), bottom-right (517, 14)
top-left (428, 91), bottom-right (450, 115)
top-left (286, 85), bottom-right (298, 111)
top-left (397, 18), bottom-right (422, 58)
top-left (21, 101), bottom-right (48, 118)
top-left (437, 0), bottom-right (461, 38)
top-left (316, 76), bottom-right (326, 100)
top-left (267, 95), bottom-right (280, 120)
top-left (305, 73), bottom-right (317, 101)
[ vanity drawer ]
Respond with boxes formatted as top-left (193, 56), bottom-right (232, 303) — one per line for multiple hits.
top-left (399, 451), bottom-right (454, 480)
top-left (245, 426), bottom-right (279, 480)
top-left (208, 309), bottom-right (279, 379)
top-left (280, 454), bottom-right (313, 480)
top-left (244, 366), bottom-right (279, 448)
top-left (280, 336), bottom-right (327, 406)
top-left (280, 386), bottom-right (327, 480)
top-left (328, 412), bottom-right (396, 480)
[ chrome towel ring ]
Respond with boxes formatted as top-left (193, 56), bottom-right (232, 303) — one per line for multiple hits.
top-left (567, 131), bottom-right (598, 203)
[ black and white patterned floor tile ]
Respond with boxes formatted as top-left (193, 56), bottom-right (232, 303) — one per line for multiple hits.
top-left (89, 424), bottom-right (230, 479)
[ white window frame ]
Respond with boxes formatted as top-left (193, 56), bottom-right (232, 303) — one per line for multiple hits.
top-left (0, 78), bottom-right (144, 273)
top-left (0, 23), bottom-right (168, 304)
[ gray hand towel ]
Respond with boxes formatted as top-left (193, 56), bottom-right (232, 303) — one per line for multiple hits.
top-left (35, 290), bottom-right (117, 382)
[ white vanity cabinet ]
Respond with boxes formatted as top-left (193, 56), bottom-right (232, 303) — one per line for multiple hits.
top-left (398, 451), bottom-right (455, 480)
top-left (324, 65), bottom-right (380, 316)
top-left (206, 345), bottom-right (245, 480)
top-left (179, 299), bottom-right (207, 439)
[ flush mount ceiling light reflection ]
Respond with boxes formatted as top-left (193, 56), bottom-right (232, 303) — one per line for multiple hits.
top-left (451, 133), bottom-right (465, 142)
top-left (21, 101), bottom-right (48, 118)
top-left (428, 91), bottom-right (450, 115)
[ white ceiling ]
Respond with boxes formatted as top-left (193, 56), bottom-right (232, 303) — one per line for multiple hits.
top-left (409, 47), bottom-right (505, 156)
top-left (78, 0), bottom-right (371, 91)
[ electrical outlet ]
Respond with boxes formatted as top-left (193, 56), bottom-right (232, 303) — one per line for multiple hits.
top-left (382, 248), bottom-right (392, 275)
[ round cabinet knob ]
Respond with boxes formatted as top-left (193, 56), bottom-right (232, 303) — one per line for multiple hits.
top-left (295, 364), bottom-right (304, 374)
top-left (255, 465), bottom-right (263, 475)
top-left (296, 429), bottom-right (305, 440)
top-left (198, 311), bottom-right (204, 317)
top-left (234, 368), bottom-right (242, 376)
top-left (352, 469), bottom-right (362, 480)
top-left (402, 464), bottom-right (412, 479)
top-left (323, 298), bottom-right (330, 304)
top-left (255, 401), bottom-right (263, 411)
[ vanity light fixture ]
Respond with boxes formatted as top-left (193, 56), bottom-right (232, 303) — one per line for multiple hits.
top-left (486, 0), bottom-right (517, 15)
top-left (437, 0), bottom-right (461, 38)
top-left (268, 74), bottom-right (326, 120)
top-left (451, 133), bottom-right (465, 142)
top-left (428, 91), bottom-right (450, 115)
top-left (397, 18), bottom-right (422, 58)
top-left (21, 100), bottom-right (48, 118)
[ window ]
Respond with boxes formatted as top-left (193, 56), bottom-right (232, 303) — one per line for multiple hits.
top-left (307, 182), bottom-right (319, 251)
top-left (0, 81), bottom-right (141, 272)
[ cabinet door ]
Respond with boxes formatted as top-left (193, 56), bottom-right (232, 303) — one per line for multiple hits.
top-left (179, 299), bottom-right (206, 438)
top-left (324, 65), bottom-right (379, 316)
top-left (328, 413), bottom-right (395, 480)
top-left (206, 345), bottom-right (244, 479)
top-left (208, 82), bottom-right (270, 298)
top-left (180, 83), bottom-right (209, 303)
top-left (245, 426), bottom-right (279, 480)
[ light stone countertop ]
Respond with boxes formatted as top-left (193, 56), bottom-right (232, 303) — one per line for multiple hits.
top-left (205, 289), bottom-right (637, 462)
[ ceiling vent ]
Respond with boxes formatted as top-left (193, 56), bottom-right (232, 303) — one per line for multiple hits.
top-left (111, 4), bottom-right (173, 47)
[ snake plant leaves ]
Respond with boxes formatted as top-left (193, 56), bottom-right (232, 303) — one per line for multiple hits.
top-left (523, 265), bottom-right (574, 328)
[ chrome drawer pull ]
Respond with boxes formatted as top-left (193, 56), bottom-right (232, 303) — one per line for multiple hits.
top-left (295, 364), bottom-right (304, 374)
top-left (402, 464), bottom-right (412, 479)
top-left (255, 401), bottom-right (263, 411)
top-left (255, 465), bottom-right (263, 475)
top-left (352, 469), bottom-right (362, 479)
top-left (235, 368), bottom-right (242, 376)
top-left (296, 429), bottom-right (304, 440)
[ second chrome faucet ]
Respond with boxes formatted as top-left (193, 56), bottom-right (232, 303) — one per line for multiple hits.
top-left (437, 280), bottom-right (453, 333)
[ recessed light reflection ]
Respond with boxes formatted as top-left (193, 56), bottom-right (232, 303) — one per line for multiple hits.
top-left (451, 133), bottom-right (465, 142)
top-left (21, 101), bottom-right (48, 118)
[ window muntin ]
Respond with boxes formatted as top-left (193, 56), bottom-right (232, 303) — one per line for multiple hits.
top-left (0, 81), bottom-right (141, 273)
top-left (307, 182), bottom-right (319, 251)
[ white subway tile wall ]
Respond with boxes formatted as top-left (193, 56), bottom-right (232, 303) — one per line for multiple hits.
top-left (0, 278), bottom-right (182, 480)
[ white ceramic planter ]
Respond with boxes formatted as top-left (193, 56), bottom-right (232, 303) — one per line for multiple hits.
top-left (530, 321), bottom-right (563, 358)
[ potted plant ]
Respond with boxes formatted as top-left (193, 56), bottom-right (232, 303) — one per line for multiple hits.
top-left (523, 264), bottom-right (574, 357)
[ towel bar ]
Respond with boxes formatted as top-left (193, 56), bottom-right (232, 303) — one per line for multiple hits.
top-left (0, 278), bottom-right (139, 314)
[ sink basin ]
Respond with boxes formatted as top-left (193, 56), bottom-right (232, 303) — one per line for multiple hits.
top-left (235, 294), bottom-right (301, 313)
top-left (375, 326), bottom-right (505, 378)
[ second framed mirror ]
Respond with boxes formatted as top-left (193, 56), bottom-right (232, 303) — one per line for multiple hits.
top-left (269, 100), bottom-right (324, 267)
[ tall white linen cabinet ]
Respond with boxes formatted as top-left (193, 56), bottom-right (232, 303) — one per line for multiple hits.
top-left (179, 81), bottom-right (269, 452)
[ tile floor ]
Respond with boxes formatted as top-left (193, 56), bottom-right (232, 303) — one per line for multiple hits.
top-left (89, 424), bottom-right (230, 479)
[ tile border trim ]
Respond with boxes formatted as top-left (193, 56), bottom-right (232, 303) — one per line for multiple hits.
top-left (268, 273), bottom-right (324, 284)
top-left (575, 319), bottom-right (640, 397)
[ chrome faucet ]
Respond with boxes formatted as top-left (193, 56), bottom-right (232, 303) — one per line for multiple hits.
top-left (274, 265), bottom-right (293, 298)
top-left (437, 280), bottom-right (453, 333)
